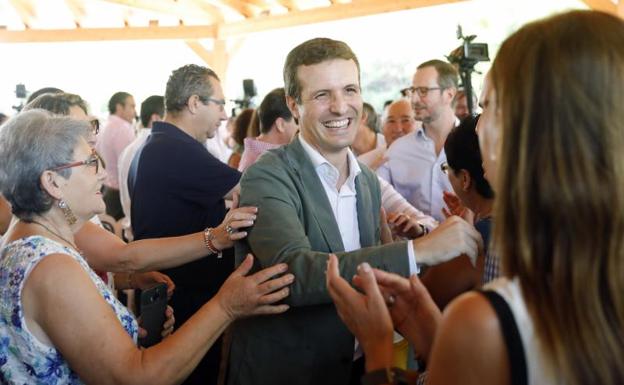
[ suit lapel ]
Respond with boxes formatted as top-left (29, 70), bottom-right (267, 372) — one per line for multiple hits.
top-left (285, 138), bottom-right (345, 252)
top-left (355, 171), bottom-right (376, 248)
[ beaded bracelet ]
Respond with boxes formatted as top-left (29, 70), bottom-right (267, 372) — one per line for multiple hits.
top-left (203, 227), bottom-right (219, 255)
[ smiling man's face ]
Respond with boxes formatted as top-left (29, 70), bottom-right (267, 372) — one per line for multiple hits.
top-left (288, 59), bottom-right (362, 156)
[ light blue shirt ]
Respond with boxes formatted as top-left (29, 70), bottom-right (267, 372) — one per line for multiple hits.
top-left (377, 128), bottom-right (452, 222)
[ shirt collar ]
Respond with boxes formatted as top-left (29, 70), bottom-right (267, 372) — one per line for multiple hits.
top-left (298, 135), bottom-right (361, 189)
top-left (108, 114), bottom-right (131, 127)
top-left (417, 116), bottom-right (461, 139)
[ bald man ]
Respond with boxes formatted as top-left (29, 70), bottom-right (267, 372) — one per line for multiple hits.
top-left (381, 99), bottom-right (419, 147)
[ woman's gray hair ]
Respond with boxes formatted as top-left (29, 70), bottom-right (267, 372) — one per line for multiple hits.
top-left (0, 109), bottom-right (90, 220)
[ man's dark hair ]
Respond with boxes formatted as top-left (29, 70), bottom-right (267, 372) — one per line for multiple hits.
top-left (283, 38), bottom-right (360, 103)
top-left (417, 59), bottom-right (459, 90)
top-left (140, 95), bottom-right (164, 127)
top-left (165, 64), bottom-right (220, 114)
top-left (26, 87), bottom-right (64, 104)
top-left (232, 108), bottom-right (255, 147)
top-left (258, 88), bottom-right (292, 134)
top-left (108, 91), bottom-right (132, 115)
top-left (363, 102), bottom-right (378, 133)
top-left (444, 115), bottom-right (493, 199)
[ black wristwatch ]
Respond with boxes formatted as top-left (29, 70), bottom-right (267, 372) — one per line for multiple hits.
top-left (361, 367), bottom-right (409, 385)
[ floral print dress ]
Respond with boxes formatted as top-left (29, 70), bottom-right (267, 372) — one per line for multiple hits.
top-left (0, 236), bottom-right (138, 384)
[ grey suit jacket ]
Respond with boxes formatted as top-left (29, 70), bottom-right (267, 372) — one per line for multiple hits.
top-left (228, 137), bottom-right (410, 385)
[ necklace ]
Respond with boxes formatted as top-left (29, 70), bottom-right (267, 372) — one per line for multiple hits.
top-left (27, 219), bottom-right (81, 254)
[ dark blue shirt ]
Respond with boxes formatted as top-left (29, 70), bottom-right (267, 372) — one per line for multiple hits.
top-left (131, 121), bottom-right (240, 290)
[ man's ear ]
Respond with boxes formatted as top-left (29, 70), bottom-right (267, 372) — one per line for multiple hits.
top-left (459, 169), bottom-right (472, 191)
top-left (150, 113), bottom-right (163, 125)
top-left (360, 109), bottom-right (369, 126)
top-left (274, 117), bottom-right (286, 133)
top-left (186, 95), bottom-right (200, 114)
top-left (286, 95), bottom-right (300, 122)
top-left (445, 87), bottom-right (457, 105)
top-left (39, 170), bottom-right (64, 201)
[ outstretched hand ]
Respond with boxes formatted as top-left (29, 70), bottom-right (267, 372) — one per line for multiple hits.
top-left (387, 212), bottom-right (425, 239)
top-left (213, 192), bottom-right (258, 250)
top-left (326, 254), bottom-right (394, 371)
top-left (442, 191), bottom-right (474, 224)
top-left (216, 254), bottom-right (293, 321)
top-left (412, 216), bottom-right (483, 267)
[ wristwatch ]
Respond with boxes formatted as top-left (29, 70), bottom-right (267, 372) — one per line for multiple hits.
top-left (361, 367), bottom-right (409, 385)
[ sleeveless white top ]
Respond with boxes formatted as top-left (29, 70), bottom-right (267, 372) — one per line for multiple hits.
top-left (485, 277), bottom-right (561, 384)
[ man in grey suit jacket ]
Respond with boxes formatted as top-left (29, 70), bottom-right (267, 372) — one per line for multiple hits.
top-left (228, 38), bottom-right (482, 385)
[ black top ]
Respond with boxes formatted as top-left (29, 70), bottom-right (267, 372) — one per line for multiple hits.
top-left (131, 121), bottom-right (240, 290)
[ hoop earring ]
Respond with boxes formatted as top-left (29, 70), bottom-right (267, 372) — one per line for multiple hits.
top-left (58, 199), bottom-right (77, 225)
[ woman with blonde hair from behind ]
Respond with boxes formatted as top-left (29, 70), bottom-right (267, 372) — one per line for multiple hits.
top-left (326, 10), bottom-right (624, 385)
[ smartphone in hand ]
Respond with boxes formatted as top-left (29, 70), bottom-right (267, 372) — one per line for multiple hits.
top-left (138, 283), bottom-right (168, 348)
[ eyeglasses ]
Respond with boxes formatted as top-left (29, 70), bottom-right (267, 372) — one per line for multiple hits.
top-left (90, 118), bottom-right (100, 135)
top-left (199, 96), bottom-right (226, 111)
top-left (404, 86), bottom-right (443, 98)
top-left (50, 150), bottom-right (101, 174)
top-left (440, 162), bottom-right (450, 175)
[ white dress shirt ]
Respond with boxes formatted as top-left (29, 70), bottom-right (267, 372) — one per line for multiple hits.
top-left (300, 136), bottom-right (415, 353)
top-left (299, 136), bottom-right (418, 274)
top-left (118, 128), bottom-right (151, 228)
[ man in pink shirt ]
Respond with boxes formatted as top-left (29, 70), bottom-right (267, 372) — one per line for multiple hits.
top-left (238, 88), bottom-right (298, 172)
top-left (96, 91), bottom-right (137, 220)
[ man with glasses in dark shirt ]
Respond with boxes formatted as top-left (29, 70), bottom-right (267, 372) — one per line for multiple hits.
top-left (130, 64), bottom-right (242, 385)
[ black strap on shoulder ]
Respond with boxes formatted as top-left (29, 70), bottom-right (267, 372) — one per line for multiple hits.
top-left (480, 290), bottom-right (528, 385)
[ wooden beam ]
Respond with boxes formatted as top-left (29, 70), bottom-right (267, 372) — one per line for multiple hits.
top-left (219, 0), bottom-right (467, 38)
top-left (276, 0), bottom-right (300, 11)
top-left (0, 24), bottom-right (217, 43)
top-left (98, 0), bottom-right (215, 22)
top-left (188, 0), bottom-right (226, 22)
top-left (242, 0), bottom-right (273, 9)
top-left (0, 0), bottom-right (464, 42)
top-left (185, 39), bottom-right (229, 81)
top-left (8, 0), bottom-right (36, 29)
top-left (199, 0), bottom-right (257, 18)
top-left (64, 0), bottom-right (86, 28)
top-left (580, 0), bottom-right (617, 13)
top-left (186, 39), bottom-right (215, 63)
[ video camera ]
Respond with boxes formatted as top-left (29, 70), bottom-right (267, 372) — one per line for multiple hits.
top-left (232, 79), bottom-right (257, 112)
top-left (446, 26), bottom-right (490, 116)
top-left (12, 84), bottom-right (27, 112)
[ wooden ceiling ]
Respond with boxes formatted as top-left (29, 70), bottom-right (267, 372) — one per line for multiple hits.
top-left (0, 0), bottom-right (620, 43)
top-left (0, 0), bottom-right (471, 43)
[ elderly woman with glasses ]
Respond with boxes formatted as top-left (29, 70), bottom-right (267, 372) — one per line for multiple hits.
top-left (326, 10), bottom-right (624, 385)
top-left (22, 92), bottom-right (259, 296)
top-left (0, 110), bottom-right (293, 384)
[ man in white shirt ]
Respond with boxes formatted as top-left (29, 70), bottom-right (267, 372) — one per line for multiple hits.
top-left (229, 38), bottom-right (481, 385)
top-left (118, 95), bottom-right (164, 233)
top-left (378, 60), bottom-right (460, 222)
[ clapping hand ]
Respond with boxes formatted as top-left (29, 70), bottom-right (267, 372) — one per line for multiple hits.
top-left (326, 254), bottom-right (394, 371)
